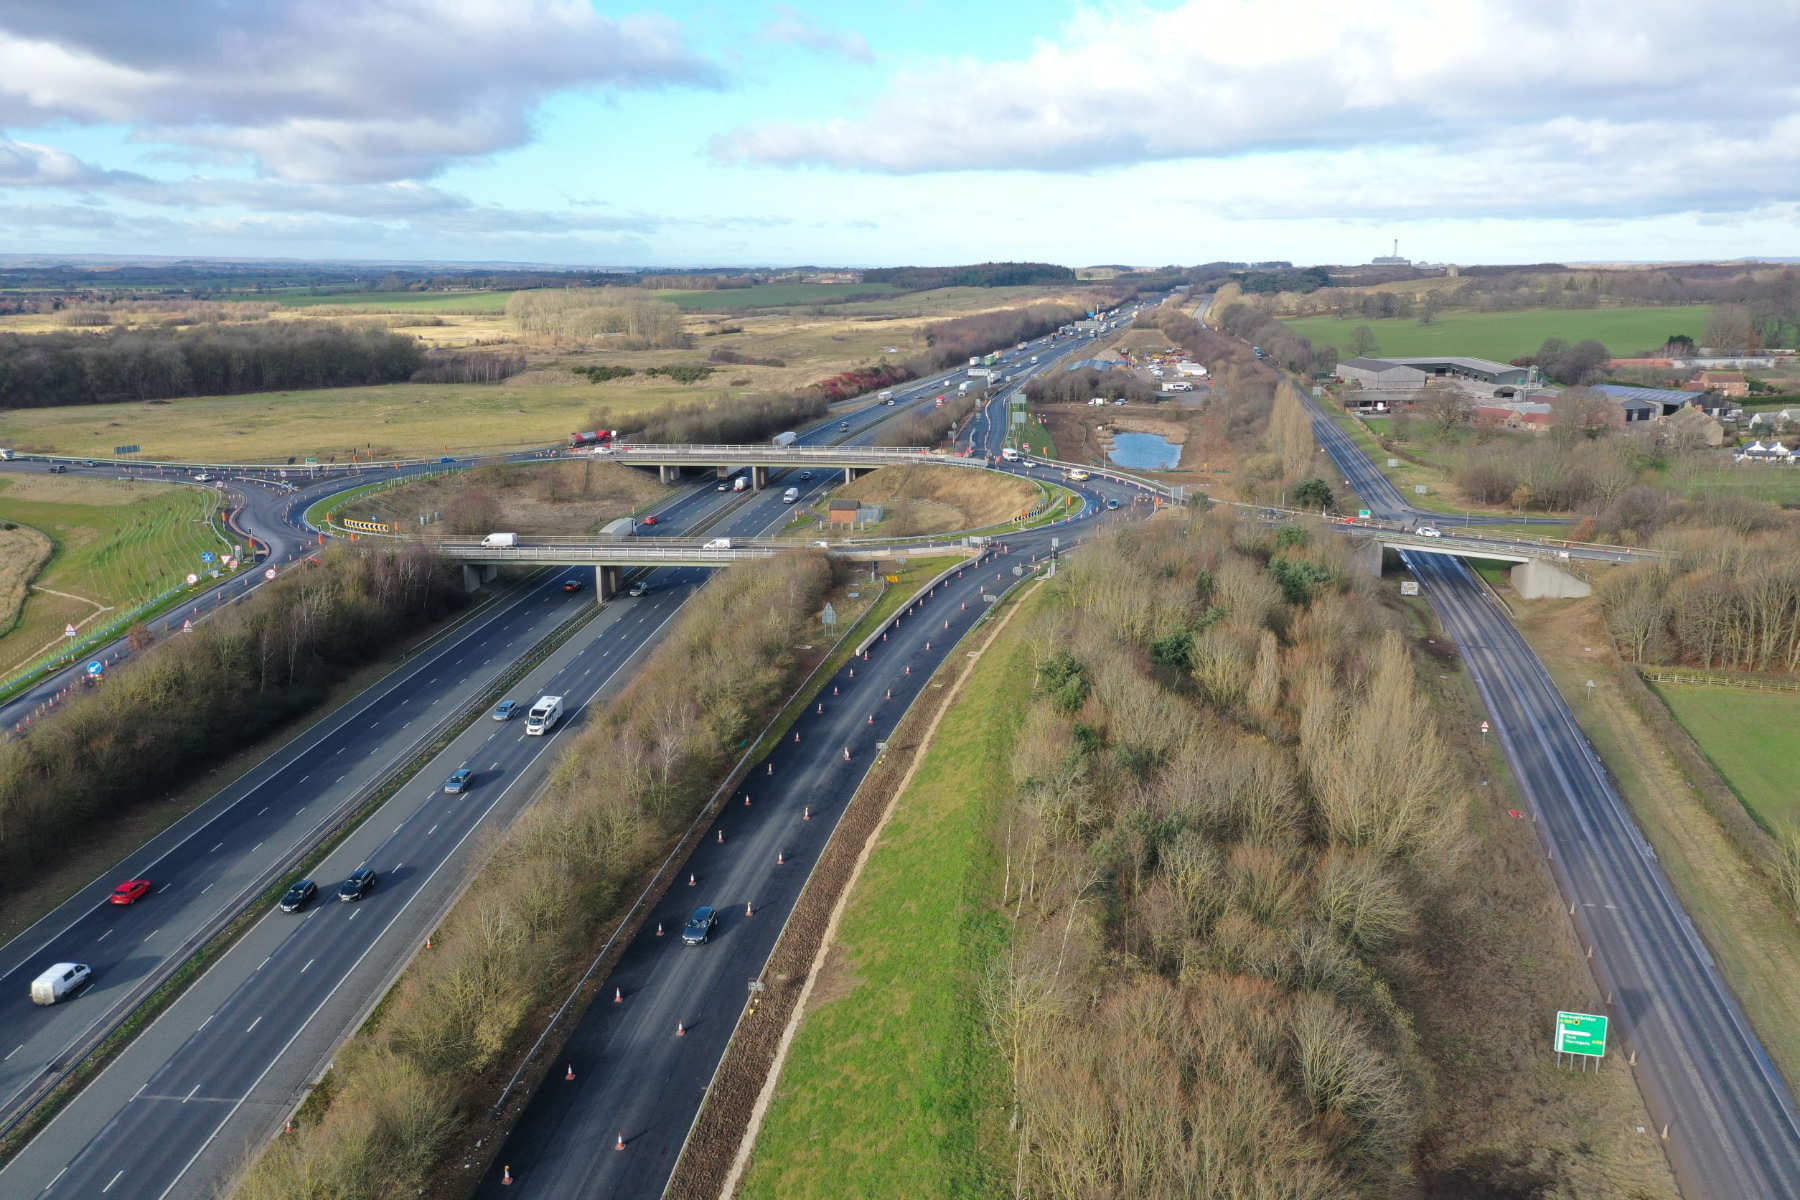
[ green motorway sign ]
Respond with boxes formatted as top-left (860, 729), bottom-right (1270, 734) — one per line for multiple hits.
top-left (1554, 1011), bottom-right (1608, 1057)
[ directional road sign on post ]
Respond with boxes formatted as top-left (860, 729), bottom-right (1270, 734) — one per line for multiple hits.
top-left (1554, 1011), bottom-right (1608, 1057)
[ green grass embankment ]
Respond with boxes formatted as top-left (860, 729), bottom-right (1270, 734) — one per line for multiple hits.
top-left (1283, 305), bottom-right (1712, 362)
top-left (738, 590), bottom-right (1040, 1199)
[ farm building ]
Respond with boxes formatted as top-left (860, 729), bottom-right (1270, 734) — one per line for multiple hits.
top-left (1382, 355), bottom-right (1531, 387)
top-left (1337, 357), bottom-right (1429, 390)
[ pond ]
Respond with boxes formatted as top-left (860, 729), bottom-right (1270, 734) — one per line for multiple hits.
top-left (1108, 431), bottom-right (1181, 470)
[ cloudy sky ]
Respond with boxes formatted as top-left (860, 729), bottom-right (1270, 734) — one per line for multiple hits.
top-left (1, 0), bottom-right (1794, 267)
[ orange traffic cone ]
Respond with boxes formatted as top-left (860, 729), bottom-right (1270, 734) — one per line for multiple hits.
top-left (676, 1021), bottom-right (686, 1037)
top-left (502, 1164), bottom-right (513, 1186)
top-left (566, 1063), bottom-right (576, 1081)
top-left (803, 806), bottom-right (811, 820)
top-left (717, 829), bottom-right (725, 844)
top-left (816, 702), bottom-right (822, 714)
top-left (832, 685), bottom-right (838, 695)
top-left (284, 1117), bottom-right (293, 1134)
top-left (616, 1133), bottom-right (626, 1151)
top-left (767, 762), bottom-right (773, 775)
top-left (885, 688), bottom-right (892, 699)
top-left (925, 641), bottom-right (931, 651)
top-left (777, 850), bottom-right (786, 865)
top-left (656, 922), bottom-right (665, 937)
top-left (905, 664), bottom-right (911, 676)
top-left (425, 935), bottom-right (433, 950)
top-left (842, 746), bottom-right (852, 761)
top-left (849, 667), bottom-right (856, 677)
top-left (744, 794), bottom-right (752, 806)
top-left (794, 730), bottom-right (801, 742)
top-left (688, 872), bottom-right (697, 887)
top-left (746, 900), bottom-right (755, 916)
top-left (614, 987), bottom-right (623, 1003)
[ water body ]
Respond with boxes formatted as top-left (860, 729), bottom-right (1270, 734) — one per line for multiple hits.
top-left (1108, 431), bottom-right (1181, 470)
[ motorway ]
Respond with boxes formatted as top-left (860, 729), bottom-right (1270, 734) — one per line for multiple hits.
top-left (1308, 391), bottom-right (1800, 1197)
top-left (469, 322), bottom-right (1155, 1197)
top-left (0, 313), bottom-right (1127, 1197)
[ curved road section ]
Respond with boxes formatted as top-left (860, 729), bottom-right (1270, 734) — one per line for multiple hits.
top-left (1308, 390), bottom-right (1800, 1196)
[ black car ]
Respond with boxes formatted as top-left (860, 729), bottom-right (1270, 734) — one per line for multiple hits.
top-left (48, 464), bottom-right (68, 473)
top-left (561, 578), bottom-right (583, 593)
top-left (279, 879), bottom-right (318, 913)
top-left (681, 905), bottom-right (717, 945)
top-left (337, 867), bottom-right (377, 902)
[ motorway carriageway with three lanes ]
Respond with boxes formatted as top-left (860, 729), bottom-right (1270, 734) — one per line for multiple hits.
top-left (0, 327), bottom-right (1101, 1198)
top-left (1308, 393), bottom-right (1800, 1197)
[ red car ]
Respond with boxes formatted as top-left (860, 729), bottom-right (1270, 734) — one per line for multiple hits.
top-left (642, 515), bottom-right (658, 526)
top-left (110, 879), bottom-right (152, 905)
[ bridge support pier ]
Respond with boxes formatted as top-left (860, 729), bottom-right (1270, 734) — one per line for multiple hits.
top-left (658, 464), bottom-right (680, 484)
top-left (1348, 537), bottom-right (1383, 578)
top-left (1509, 559), bottom-right (1591, 599)
top-left (597, 564), bottom-right (622, 601)
top-left (752, 466), bottom-right (767, 491)
top-left (461, 563), bottom-right (497, 593)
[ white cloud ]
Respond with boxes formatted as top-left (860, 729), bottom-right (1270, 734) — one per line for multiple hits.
top-left (712, 0), bottom-right (1800, 222)
top-left (0, 0), bottom-right (724, 183)
top-left (759, 6), bottom-right (875, 63)
top-left (0, 137), bottom-right (139, 186)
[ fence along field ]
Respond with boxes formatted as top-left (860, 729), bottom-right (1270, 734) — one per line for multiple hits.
top-left (0, 475), bottom-right (226, 677)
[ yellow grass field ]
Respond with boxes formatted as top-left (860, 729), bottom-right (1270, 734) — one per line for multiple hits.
top-left (0, 287), bottom-right (1079, 463)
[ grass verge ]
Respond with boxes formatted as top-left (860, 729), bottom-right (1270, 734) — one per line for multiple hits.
top-left (733, 588), bottom-right (1034, 1198)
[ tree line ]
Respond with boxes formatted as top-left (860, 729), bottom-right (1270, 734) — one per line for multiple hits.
top-left (0, 547), bottom-right (465, 885)
top-left (229, 551), bottom-right (837, 1200)
top-left (863, 262), bottom-right (1076, 289)
top-left (1023, 365), bottom-right (1160, 406)
top-left (1602, 526), bottom-right (1800, 673)
top-left (919, 302), bottom-right (1087, 370)
top-left (505, 287), bottom-right (689, 349)
top-left (0, 324), bottom-right (425, 408)
top-left (987, 510), bottom-right (1467, 1195)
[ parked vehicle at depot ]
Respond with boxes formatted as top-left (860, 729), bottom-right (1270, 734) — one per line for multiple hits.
top-left (110, 879), bottom-right (152, 905)
top-left (337, 867), bottom-right (377, 902)
top-left (525, 695), bottom-right (564, 736)
top-left (30, 963), bottom-right (92, 1006)
top-left (682, 906), bottom-right (718, 945)
top-left (279, 879), bottom-right (318, 912)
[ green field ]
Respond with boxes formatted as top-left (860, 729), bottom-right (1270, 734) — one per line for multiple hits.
top-left (273, 290), bottom-right (515, 312)
top-left (1652, 683), bottom-right (1800, 831)
top-left (1285, 305), bottom-right (1712, 362)
top-left (655, 282), bottom-right (902, 311)
top-left (738, 593), bottom-right (1033, 1199)
top-left (0, 476), bottom-right (226, 676)
top-left (1669, 465), bottom-right (1800, 507)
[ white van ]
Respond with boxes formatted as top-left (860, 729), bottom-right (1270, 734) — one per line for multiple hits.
top-left (1001, 447), bottom-right (1021, 462)
top-left (31, 962), bottom-right (92, 1006)
top-left (704, 537), bottom-right (732, 550)
top-left (782, 486), bottom-right (800, 504)
top-left (480, 532), bottom-right (517, 548)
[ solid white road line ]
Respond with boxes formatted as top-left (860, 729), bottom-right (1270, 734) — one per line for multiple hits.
top-left (245, 1017), bottom-right (261, 1033)
top-left (102, 1168), bottom-right (124, 1192)
top-left (300, 959), bottom-right (313, 975)
top-left (96, 930), bottom-right (113, 943)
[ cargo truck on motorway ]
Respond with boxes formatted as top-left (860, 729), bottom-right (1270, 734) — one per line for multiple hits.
top-left (771, 431), bottom-right (798, 447)
top-left (525, 695), bottom-right (564, 735)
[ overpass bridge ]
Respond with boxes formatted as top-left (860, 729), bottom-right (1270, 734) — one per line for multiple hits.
top-left (434, 535), bottom-right (982, 597)
top-left (600, 443), bottom-right (981, 486)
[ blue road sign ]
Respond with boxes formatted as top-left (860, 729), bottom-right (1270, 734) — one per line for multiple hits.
top-left (87, 661), bottom-right (104, 676)
top-left (201, 551), bottom-right (215, 563)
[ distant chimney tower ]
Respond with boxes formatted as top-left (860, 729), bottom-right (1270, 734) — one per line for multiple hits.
top-left (1371, 238), bottom-right (1410, 266)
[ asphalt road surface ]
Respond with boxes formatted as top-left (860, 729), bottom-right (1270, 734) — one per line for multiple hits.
top-left (1306, 390), bottom-right (1800, 1197)
top-left (0, 322), bottom-right (1119, 1198)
